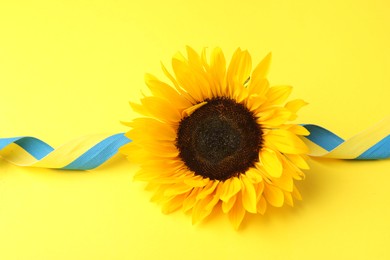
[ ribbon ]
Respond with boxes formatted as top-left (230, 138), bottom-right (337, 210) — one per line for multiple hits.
top-left (0, 133), bottom-right (131, 170)
top-left (1, 118), bottom-right (390, 170)
top-left (302, 117), bottom-right (390, 159)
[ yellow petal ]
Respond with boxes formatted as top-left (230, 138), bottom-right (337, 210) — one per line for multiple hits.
top-left (246, 94), bottom-right (267, 112)
top-left (227, 192), bottom-right (246, 230)
top-left (260, 108), bottom-right (292, 127)
top-left (192, 184), bottom-right (222, 224)
top-left (265, 85), bottom-right (292, 105)
top-left (254, 162), bottom-right (271, 179)
top-left (292, 185), bottom-right (302, 200)
top-left (204, 183), bottom-right (223, 211)
top-left (146, 170), bottom-right (190, 184)
top-left (285, 124), bottom-right (310, 136)
top-left (222, 193), bottom-right (237, 213)
top-left (245, 167), bottom-right (263, 184)
top-left (240, 175), bottom-right (257, 213)
top-left (135, 164), bottom-right (182, 181)
top-left (150, 184), bottom-right (170, 203)
top-left (264, 183), bottom-right (284, 207)
top-left (281, 156), bottom-right (306, 181)
top-left (144, 73), bottom-right (192, 109)
top-left (259, 148), bottom-right (283, 178)
top-left (252, 52), bottom-right (272, 82)
top-left (227, 48), bottom-right (252, 95)
top-left (141, 143), bottom-right (179, 157)
top-left (256, 105), bottom-right (273, 119)
top-left (172, 57), bottom-right (209, 102)
top-left (200, 47), bottom-right (210, 70)
top-left (285, 99), bottom-right (308, 111)
top-left (220, 177), bottom-right (241, 202)
top-left (140, 159), bottom-right (184, 172)
top-left (255, 181), bottom-right (265, 201)
top-left (121, 143), bottom-right (151, 162)
top-left (161, 62), bottom-right (196, 104)
top-left (164, 183), bottom-right (193, 197)
top-left (185, 48), bottom-right (213, 99)
top-left (145, 181), bottom-right (161, 192)
top-left (283, 191), bottom-right (294, 207)
top-left (247, 52), bottom-right (271, 97)
top-left (181, 101), bottom-right (207, 117)
top-left (248, 77), bottom-right (269, 98)
top-left (233, 85), bottom-right (249, 103)
top-left (264, 129), bottom-right (309, 154)
top-left (186, 45), bottom-right (203, 68)
top-left (271, 170), bottom-right (293, 192)
top-left (161, 62), bottom-right (180, 89)
top-left (285, 154), bottom-right (310, 170)
top-left (125, 118), bottom-right (176, 141)
top-left (257, 196), bottom-right (267, 215)
top-left (140, 96), bottom-right (182, 123)
top-left (161, 192), bottom-right (188, 214)
top-left (285, 99), bottom-right (308, 120)
top-left (191, 194), bottom-right (214, 225)
top-left (129, 102), bottom-right (151, 116)
top-left (182, 187), bottom-right (201, 212)
top-left (196, 180), bottom-right (219, 200)
top-left (210, 47), bottom-right (226, 96)
top-left (184, 175), bottom-right (209, 188)
top-left (133, 169), bottom-right (160, 181)
top-left (126, 131), bottom-right (173, 144)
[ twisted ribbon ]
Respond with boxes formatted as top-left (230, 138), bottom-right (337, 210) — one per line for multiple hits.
top-left (303, 117), bottom-right (390, 159)
top-left (0, 133), bottom-right (131, 170)
top-left (1, 117), bottom-right (390, 170)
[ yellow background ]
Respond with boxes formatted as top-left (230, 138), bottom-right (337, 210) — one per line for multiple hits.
top-left (1, 0), bottom-right (390, 259)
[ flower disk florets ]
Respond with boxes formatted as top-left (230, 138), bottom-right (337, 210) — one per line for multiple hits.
top-left (177, 97), bottom-right (262, 181)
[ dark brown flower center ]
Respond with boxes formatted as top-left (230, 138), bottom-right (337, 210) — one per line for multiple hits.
top-left (176, 97), bottom-right (262, 181)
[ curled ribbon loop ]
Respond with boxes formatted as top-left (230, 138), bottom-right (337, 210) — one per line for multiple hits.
top-left (1, 118), bottom-right (390, 170)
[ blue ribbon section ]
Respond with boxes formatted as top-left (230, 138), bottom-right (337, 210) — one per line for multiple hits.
top-left (0, 136), bottom-right (54, 160)
top-left (357, 135), bottom-right (390, 159)
top-left (303, 124), bottom-right (344, 151)
top-left (62, 133), bottom-right (131, 170)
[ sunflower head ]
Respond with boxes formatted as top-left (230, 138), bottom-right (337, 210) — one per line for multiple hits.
top-left (121, 46), bottom-right (310, 229)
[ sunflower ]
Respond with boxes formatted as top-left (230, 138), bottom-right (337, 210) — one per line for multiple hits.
top-left (120, 46), bottom-right (310, 229)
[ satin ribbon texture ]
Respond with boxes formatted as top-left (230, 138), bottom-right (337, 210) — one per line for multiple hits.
top-left (1, 117), bottom-right (390, 170)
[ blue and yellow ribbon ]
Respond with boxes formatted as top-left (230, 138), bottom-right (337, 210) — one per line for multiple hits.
top-left (0, 133), bottom-right (130, 170)
top-left (1, 117), bottom-right (390, 170)
top-left (302, 117), bottom-right (390, 159)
